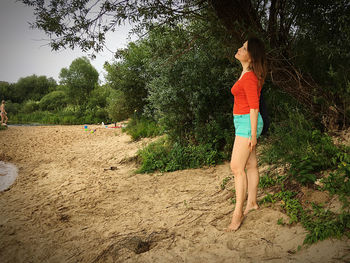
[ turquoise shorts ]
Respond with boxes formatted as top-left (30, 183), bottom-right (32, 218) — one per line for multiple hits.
top-left (233, 113), bottom-right (264, 138)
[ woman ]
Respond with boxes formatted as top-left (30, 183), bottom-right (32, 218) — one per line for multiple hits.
top-left (226, 37), bottom-right (267, 231)
top-left (1, 100), bottom-right (8, 126)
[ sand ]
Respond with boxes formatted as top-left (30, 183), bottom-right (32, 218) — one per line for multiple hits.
top-left (0, 125), bottom-right (349, 263)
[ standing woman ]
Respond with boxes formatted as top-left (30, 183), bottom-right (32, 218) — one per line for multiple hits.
top-left (1, 100), bottom-right (8, 126)
top-left (226, 37), bottom-right (267, 231)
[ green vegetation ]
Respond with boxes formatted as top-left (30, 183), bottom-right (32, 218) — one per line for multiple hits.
top-left (256, 121), bottom-right (350, 245)
top-left (136, 136), bottom-right (223, 173)
top-left (1, 57), bottom-right (113, 125)
top-left (258, 185), bottom-right (350, 245)
top-left (122, 117), bottom-right (164, 141)
top-left (260, 110), bottom-right (343, 185)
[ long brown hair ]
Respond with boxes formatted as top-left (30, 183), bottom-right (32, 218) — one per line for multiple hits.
top-left (247, 37), bottom-right (267, 89)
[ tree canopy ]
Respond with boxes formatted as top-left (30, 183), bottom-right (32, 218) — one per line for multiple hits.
top-left (21, 0), bottom-right (350, 128)
top-left (59, 56), bottom-right (99, 105)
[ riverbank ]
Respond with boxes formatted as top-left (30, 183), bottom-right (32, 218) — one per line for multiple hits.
top-left (0, 126), bottom-right (349, 262)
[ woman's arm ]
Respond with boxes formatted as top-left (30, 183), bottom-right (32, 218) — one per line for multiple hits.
top-left (249, 108), bottom-right (259, 151)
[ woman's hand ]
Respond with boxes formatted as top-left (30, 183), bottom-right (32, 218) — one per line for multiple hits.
top-left (248, 135), bottom-right (257, 152)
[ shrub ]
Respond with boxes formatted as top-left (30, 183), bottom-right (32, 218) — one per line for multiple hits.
top-left (5, 101), bottom-right (21, 115)
top-left (21, 100), bottom-right (39, 113)
top-left (137, 137), bottom-right (223, 173)
top-left (260, 111), bottom-right (340, 185)
top-left (39, 90), bottom-right (68, 111)
top-left (123, 117), bottom-right (164, 141)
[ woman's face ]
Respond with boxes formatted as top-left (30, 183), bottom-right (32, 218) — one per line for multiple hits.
top-left (235, 41), bottom-right (251, 64)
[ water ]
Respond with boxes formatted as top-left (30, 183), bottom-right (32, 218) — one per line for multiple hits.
top-left (0, 161), bottom-right (18, 191)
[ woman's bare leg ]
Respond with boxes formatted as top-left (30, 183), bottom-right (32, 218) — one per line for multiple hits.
top-left (226, 135), bottom-right (251, 231)
top-left (244, 147), bottom-right (259, 215)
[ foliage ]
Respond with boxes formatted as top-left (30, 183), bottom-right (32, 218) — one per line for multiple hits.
top-left (9, 106), bottom-right (106, 125)
top-left (291, 0), bottom-right (350, 126)
top-left (257, 140), bottom-right (350, 245)
top-left (5, 75), bottom-right (57, 103)
top-left (258, 172), bottom-right (287, 189)
top-left (260, 111), bottom-right (340, 185)
top-left (4, 101), bottom-right (21, 116)
top-left (143, 23), bottom-right (236, 149)
top-left (123, 117), bottom-right (164, 141)
top-left (0, 82), bottom-right (17, 103)
top-left (320, 149), bottom-right (350, 197)
top-left (259, 188), bottom-right (350, 244)
top-left (59, 57), bottom-right (99, 106)
top-left (106, 89), bottom-right (130, 122)
top-left (137, 136), bottom-right (223, 173)
top-left (22, 100), bottom-right (39, 113)
top-left (104, 41), bottom-right (151, 116)
top-left (87, 85), bottom-right (111, 109)
top-left (21, 0), bottom-right (207, 53)
top-left (39, 90), bottom-right (68, 111)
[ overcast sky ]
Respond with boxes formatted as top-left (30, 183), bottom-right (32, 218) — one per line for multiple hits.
top-left (0, 0), bottom-right (136, 84)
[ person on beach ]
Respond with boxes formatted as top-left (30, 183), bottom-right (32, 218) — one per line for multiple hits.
top-left (226, 37), bottom-right (267, 231)
top-left (1, 100), bottom-right (8, 126)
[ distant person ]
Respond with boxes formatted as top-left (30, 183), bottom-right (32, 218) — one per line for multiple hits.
top-left (1, 100), bottom-right (8, 126)
top-left (226, 37), bottom-right (267, 231)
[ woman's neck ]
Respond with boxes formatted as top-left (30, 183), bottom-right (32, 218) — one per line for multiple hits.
top-left (241, 61), bottom-right (251, 72)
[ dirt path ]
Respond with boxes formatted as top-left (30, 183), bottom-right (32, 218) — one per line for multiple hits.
top-left (0, 126), bottom-right (349, 262)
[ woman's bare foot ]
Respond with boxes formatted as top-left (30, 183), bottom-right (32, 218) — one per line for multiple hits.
top-left (225, 212), bottom-right (244, 232)
top-left (243, 203), bottom-right (259, 216)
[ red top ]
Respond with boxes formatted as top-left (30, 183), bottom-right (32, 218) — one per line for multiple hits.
top-left (231, 71), bottom-right (261, 114)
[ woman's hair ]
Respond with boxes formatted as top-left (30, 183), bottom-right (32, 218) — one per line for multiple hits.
top-left (1, 100), bottom-right (4, 104)
top-left (247, 37), bottom-right (267, 88)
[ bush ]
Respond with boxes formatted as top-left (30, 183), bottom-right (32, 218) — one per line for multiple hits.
top-left (5, 101), bottom-right (20, 115)
top-left (260, 111), bottom-right (340, 184)
top-left (39, 90), bottom-right (68, 111)
top-left (22, 100), bottom-right (39, 113)
top-left (137, 137), bottom-right (223, 173)
top-left (123, 117), bottom-right (164, 141)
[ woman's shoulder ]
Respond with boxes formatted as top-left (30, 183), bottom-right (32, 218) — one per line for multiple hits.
top-left (241, 71), bottom-right (258, 82)
top-left (245, 71), bottom-right (258, 79)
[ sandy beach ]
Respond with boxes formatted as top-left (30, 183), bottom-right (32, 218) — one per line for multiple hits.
top-left (0, 125), bottom-right (349, 262)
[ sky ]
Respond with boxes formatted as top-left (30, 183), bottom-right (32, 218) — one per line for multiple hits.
top-left (0, 0), bottom-right (136, 84)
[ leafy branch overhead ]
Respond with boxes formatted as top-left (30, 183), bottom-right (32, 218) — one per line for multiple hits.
top-left (22, 0), bottom-right (209, 53)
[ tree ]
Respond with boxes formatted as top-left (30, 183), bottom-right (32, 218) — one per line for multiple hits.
top-left (59, 57), bottom-right (99, 106)
top-left (104, 41), bottom-right (152, 116)
top-left (14, 75), bottom-right (57, 103)
top-left (22, 0), bottom-right (350, 128)
top-left (0, 81), bottom-right (16, 102)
